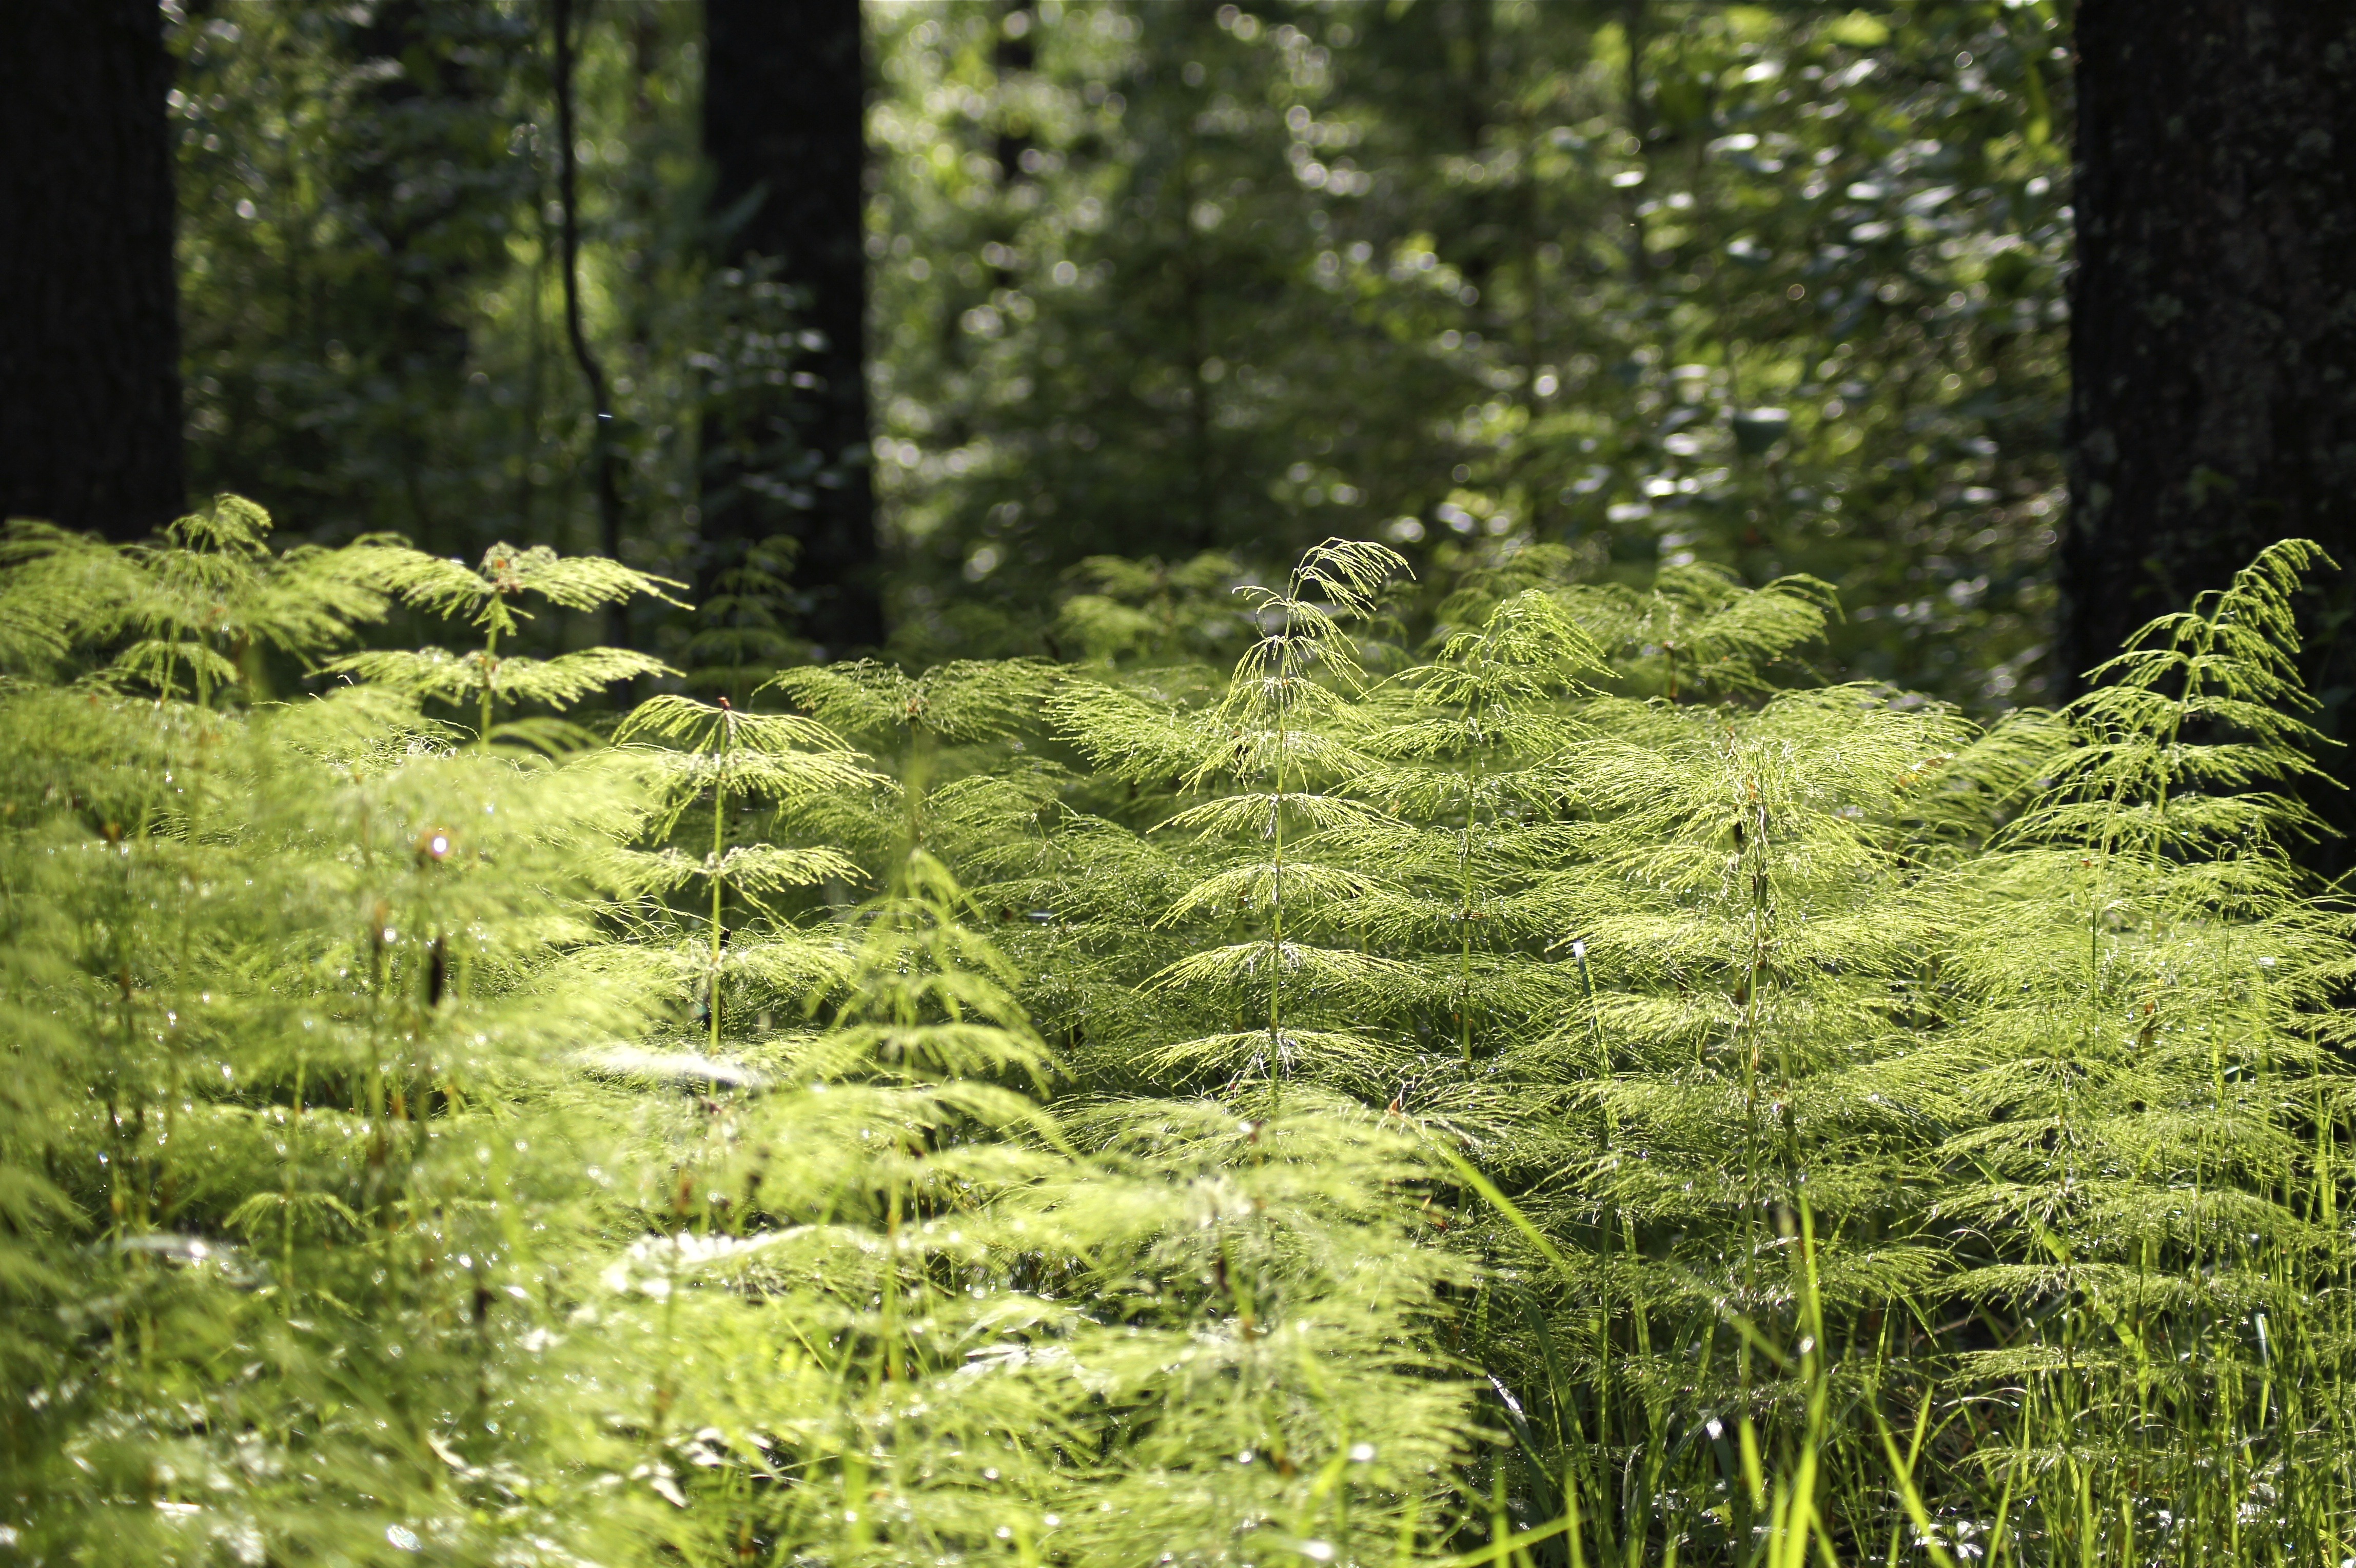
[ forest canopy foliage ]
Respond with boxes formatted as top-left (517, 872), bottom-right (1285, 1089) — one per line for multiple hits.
top-left (169, 0), bottom-right (2069, 703)
top-left (4, 504), bottom-right (2352, 1565)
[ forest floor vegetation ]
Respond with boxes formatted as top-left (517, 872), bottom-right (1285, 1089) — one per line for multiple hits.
top-left (2, 504), bottom-right (2351, 1567)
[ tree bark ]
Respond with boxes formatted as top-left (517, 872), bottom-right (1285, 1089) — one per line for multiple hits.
top-left (2059, 2), bottom-right (2356, 693)
top-left (700, 0), bottom-right (881, 655)
top-left (0, 0), bottom-right (183, 541)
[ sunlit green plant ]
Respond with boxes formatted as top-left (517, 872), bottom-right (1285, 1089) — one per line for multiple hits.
top-left (6, 511), bottom-right (2353, 1567)
top-left (325, 540), bottom-right (682, 744)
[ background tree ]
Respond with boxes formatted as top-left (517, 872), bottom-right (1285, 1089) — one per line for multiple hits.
top-left (0, 0), bottom-right (183, 541)
top-left (2059, 2), bottom-right (2356, 770)
top-left (701, 0), bottom-right (882, 656)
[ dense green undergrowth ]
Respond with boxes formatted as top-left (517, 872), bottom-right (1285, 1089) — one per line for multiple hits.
top-left (3, 502), bottom-right (2352, 1567)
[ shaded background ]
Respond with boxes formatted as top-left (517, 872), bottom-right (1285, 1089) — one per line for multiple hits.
top-left (152, 0), bottom-right (2071, 710)
top-left (11, 0), bottom-right (2352, 771)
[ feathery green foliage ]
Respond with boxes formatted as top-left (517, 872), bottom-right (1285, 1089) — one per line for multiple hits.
top-left (5, 509), bottom-right (2352, 1565)
top-left (0, 507), bottom-right (1481, 1565)
top-left (1003, 534), bottom-right (2356, 1564)
top-left (322, 541), bottom-right (685, 746)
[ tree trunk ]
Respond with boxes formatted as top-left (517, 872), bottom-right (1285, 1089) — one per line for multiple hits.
top-left (2059, 3), bottom-right (2356, 694)
top-left (701, 0), bottom-right (881, 656)
top-left (0, 0), bottom-right (182, 542)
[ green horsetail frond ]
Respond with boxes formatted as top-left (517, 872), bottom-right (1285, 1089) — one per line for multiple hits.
top-left (6, 509), bottom-right (2353, 1564)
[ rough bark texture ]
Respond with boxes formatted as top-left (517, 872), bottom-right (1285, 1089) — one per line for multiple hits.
top-left (701, 0), bottom-right (881, 655)
top-left (0, 0), bottom-right (183, 541)
top-left (2060, 3), bottom-right (2356, 700)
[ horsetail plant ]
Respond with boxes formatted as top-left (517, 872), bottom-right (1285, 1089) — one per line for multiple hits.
top-left (325, 540), bottom-right (683, 746)
top-left (7, 509), bottom-right (2356, 1566)
top-left (609, 694), bottom-right (875, 1064)
top-left (1055, 539), bottom-right (1420, 1106)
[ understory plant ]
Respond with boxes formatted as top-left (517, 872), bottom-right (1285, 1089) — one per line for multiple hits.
top-left (0, 506), bottom-right (1476, 1566)
top-left (1017, 536), bottom-right (2356, 1566)
top-left (2, 506), bottom-right (2350, 1567)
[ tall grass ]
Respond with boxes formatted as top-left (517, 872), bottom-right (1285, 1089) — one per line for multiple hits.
top-left (2, 506), bottom-right (2349, 1565)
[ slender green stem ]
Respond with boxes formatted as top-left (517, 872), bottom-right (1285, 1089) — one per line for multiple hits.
top-left (1458, 694), bottom-right (1483, 1067)
top-left (478, 622), bottom-right (500, 750)
top-left (711, 709), bottom-right (731, 1055)
top-left (1266, 610), bottom-right (1290, 1119)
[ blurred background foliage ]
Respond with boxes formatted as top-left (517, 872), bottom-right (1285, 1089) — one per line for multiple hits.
top-left (169, 0), bottom-right (2070, 707)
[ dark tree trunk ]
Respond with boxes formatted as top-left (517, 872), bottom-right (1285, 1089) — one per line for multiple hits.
top-left (2059, 3), bottom-right (2356, 694)
top-left (0, 0), bottom-right (182, 542)
top-left (994, 1), bottom-right (1036, 185)
top-left (701, 0), bottom-right (881, 656)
